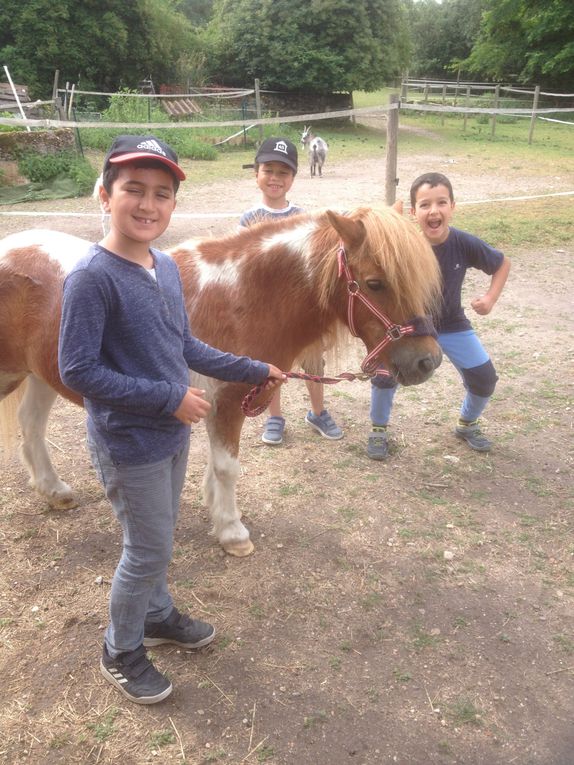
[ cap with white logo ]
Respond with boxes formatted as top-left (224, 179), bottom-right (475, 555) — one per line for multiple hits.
top-left (103, 134), bottom-right (186, 180)
top-left (255, 137), bottom-right (298, 173)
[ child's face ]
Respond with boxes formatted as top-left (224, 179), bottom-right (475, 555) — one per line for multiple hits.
top-left (255, 161), bottom-right (295, 206)
top-left (100, 164), bottom-right (177, 247)
top-left (411, 183), bottom-right (455, 245)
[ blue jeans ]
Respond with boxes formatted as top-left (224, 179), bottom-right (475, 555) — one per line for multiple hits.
top-left (87, 434), bottom-right (190, 657)
top-left (370, 330), bottom-right (494, 426)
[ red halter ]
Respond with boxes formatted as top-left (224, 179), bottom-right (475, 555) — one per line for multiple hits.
top-left (337, 243), bottom-right (418, 374)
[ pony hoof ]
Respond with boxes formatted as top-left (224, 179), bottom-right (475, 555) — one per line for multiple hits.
top-left (48, 495), bottom-right (79, 511)
top-left (222, 538), bottom-right (255, 557)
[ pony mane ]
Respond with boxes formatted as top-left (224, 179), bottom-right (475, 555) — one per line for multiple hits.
top-left (314, 207), bottom-right (441, 319)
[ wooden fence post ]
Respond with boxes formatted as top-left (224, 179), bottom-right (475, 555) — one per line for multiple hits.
top-left (528, 85), bottom-right (540, 145)
top-left (441, 83), bottom-right (447, 126)
top-left (401, 72), bottom-right (408, 101)
top-left (463, 85), bottom-right (470, 132)
top-left (254, 78), bottom-right (263, 144)
top-left (491, 83), bottom-right (500, 138)
top-left (385, 94), bottom-right (399, 206)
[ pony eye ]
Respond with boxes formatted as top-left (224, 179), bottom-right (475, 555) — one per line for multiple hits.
top-left (366, 279), bottom-right (384, 291)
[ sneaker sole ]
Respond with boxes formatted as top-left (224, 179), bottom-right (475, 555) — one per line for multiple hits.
top-left (455, 432), bottom-right (492, 452)
top-left (367, 451), bottom-right (388, 461)
top-left (261, 434), bottom-right (283, 445)
top-left (305, 419), bottom-right (344, 440)
top-left (143, 627), bottom-right (216, 649)
top-left (100, 660), bottom-right (173, 704)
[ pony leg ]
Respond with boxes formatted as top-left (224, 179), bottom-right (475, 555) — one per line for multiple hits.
top-left (18, 375), bottom-right (77, 510)
top-left (202, 396), bottom-right (254, 556)
top-left (203, 439), bottom-right (253, 557)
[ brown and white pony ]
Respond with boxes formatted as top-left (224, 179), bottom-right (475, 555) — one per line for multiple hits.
top-left (0, 208), bottom-right (442, 556)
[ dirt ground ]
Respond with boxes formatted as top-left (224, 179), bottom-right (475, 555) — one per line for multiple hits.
top-left (0, 134), bottom-right (573, 764)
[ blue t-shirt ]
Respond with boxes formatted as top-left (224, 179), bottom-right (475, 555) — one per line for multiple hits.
top-left (58, 244), bottom-right (269, 465)
top-left (434, 227), bottom-right (504, 332)
top-left (239, 202), bottom-right (304, 228)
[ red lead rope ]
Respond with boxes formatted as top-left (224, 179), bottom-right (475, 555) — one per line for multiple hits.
top-left (241, 369), bottom-right (378, 417)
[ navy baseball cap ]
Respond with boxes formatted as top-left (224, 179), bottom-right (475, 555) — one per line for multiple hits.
top-left (103, 135), bottom-right (186, 180)
top-left (255, 137), bottom-right (298, 173)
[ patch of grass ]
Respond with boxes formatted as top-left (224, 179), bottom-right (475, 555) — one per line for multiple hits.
top-left (552, 634), bottom-right (574, 654)
top-left (361, 592), bottom-right (382, 611)
top-left (150, 730), bottom-right (175, 748)
top-left (446, 697), bottom-right (483, 727)
top-left (526, 477), bottom-right (554, 498)
top-left (278, 483), bottom-right (302, 497)
top-left (410, 623), bottom-right (441, 651)
top-left (249, 603), bottom-right (266, 619)
top-left (49, 734), bottom-right (71, 749)
top-left (202, 749), bottom-right (228, 763)
top-left (367, 687), bottom-right (380, 702)
top-left (303, 710), bottom-right (328, 729)
top-left (329, 656), bottom-right (342, 671)
top-left (257, 745), bottom-right (275, 762)
top-left (393, 668), bottom-right (412, 683)
top-left (337, 505), bottom-right (357, 522)
top-left (88, 706), bottom-right (120, 743)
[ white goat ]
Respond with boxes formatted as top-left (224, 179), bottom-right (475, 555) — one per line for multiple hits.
top-left (301, 125), bottom-right (328, 177)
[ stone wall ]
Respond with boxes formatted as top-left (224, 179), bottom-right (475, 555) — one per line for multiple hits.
top-left (0, 128), bottom-right (76, 161)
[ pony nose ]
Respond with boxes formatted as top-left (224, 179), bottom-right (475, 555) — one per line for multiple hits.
top-left (418, 352), bottom-right (441, 375)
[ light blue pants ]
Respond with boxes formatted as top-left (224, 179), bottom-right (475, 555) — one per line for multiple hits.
top-left (87, 434), bottom-right (190, 657)
top-left (370, 330), bottom-right (492, 427)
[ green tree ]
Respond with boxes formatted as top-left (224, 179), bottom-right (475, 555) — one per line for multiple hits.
top-left (0, 0), bottom-right (200, 97)
top-left (203, 0), bottom-right (410, 93)
top-left (177, 0), bottom-right (214, 26)
top-left (405, 0), bottom-right (485, 79)
top-left (463, 0), bottom-right (574, 87)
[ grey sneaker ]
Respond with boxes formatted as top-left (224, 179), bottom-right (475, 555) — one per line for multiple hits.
top-left (367, 429), bottom-right (389, 460)
top-left (455, 422), bottom-right (492, 452)
top-left (262, 416), bottom-right (285, 445)
top-left (305, 410), bottom-right (343, 440)
top-left (100, 644), bottom-right (172, 705)
top-left (144, 607), bottom-right (215, 648)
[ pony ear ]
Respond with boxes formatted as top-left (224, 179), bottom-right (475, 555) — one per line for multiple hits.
top-left (392, 199), bottom-right (404, 215)
top-left (326, 210), bottom-right (366, 249)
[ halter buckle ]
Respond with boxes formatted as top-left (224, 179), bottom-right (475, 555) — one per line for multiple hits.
top-left (347, 280), bottom-right (360, 295)
top-left (387, 325), bottom-right (403, 341)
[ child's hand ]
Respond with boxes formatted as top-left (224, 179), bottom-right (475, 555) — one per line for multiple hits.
top-left (264, 364), bottom-right (287, 391)
top-left (173, 387), bottom-right (211, 425)
top-left (471, 294), bottom-right (495, 316)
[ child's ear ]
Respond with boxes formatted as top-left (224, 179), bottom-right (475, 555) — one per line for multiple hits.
top-left (99, 184), bottom-right (111, 213)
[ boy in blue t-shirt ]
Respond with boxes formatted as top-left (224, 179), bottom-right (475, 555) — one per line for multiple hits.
top-left (368, 172), bottom-right (511, 460)
top-left (58, 135), bottom-right (285, 704)
top-left (240, 137), bottom-right (343, 446)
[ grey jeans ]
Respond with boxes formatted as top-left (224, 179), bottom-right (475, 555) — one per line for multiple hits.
top-left (87, 434), bottom-right (190, 657)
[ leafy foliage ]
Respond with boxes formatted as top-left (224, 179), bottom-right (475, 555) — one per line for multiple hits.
top-left (17, 152), bottom-right (98, 194)
top-left (0, 0), bottom-right (202, 97)
top-left (203, 0), bottom-right (410, 93)
top-left (462, 0), bottom-right (574, 87)
top-left (405, 0), bottom-right (486, 78)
